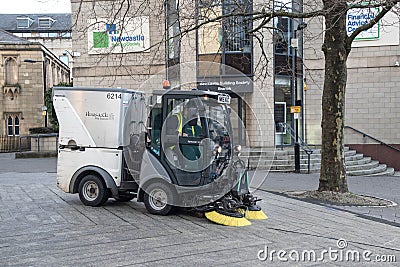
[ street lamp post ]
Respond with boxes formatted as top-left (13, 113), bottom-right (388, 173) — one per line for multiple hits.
top-left (24, 58), bottom-right (47, 127)
top-left (292, 22), bottom-right (307, 173)
top-left (63, 50), bottom-right (80, 83)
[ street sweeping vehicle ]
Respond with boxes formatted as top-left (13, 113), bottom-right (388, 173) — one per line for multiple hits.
top-left (53, 86), bottom-right (266, 226)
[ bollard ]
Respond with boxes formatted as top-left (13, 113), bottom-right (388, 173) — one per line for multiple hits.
top-left (294, 142), bottom-right (300, 173)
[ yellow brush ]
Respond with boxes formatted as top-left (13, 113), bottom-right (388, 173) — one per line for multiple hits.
top-left (238, 207), bottom-right (268, 220)
top-left (205, 211), bottom-right (251, 227)
top-left (245, 209), bottom-right (268, 220)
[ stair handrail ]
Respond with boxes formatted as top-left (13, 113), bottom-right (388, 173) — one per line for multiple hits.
top-left (344, 125), bottom-right (400, 154)
top-left (278, 122), bottom-right (313, 153)
top-left (278, 122), bottom-right (314, 173)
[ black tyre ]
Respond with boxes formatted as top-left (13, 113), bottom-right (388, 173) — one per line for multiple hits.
top-left (114, 195), bottom-right (135, 202)
top-left (78, 175), bottom-right (109, 207)
top-left (143, 182), bottom-right (174, 215)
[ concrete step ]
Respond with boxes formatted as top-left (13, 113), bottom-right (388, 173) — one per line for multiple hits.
top-left (288, 153), bottom-right (321, 160)
top-left (299, 158), bottom-right (321, 164)
top-left (344, 150), bottom-right (357, 157)
top-left (345, 157), bottom-right (371, 166)
top-left (246, 146), bottom-right (397, 176)
top-left (345, 161), bottom-right (379, 172)
top-left (241, 155), bottom-right (275, 161)
top-left (345, 153), bottom-right (364, 162)
top-left (347, 164), bottom-right (387, 176)
top-left (364, 167), bottom-right (395, 177)
top-left (300, 162), bottom-right (320, 170)
top-left (285, 149), bottom-right (322, 155)
top-left (394, 171), bottom-right (400, 177)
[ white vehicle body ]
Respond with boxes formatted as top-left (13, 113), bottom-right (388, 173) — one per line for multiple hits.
top-left (51, 86), bottom-right (263, 225)
top-left (53, 87), bottom-right (146, 196)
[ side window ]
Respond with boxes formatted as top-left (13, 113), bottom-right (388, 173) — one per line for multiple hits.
top-left (149, 107), bottom-right (162, 156)
top-left (7, 116), bottom-right (13, 136)
top-left (5, 114), bottom-right (21, 136)
top-left (14, 116), bottom-right (20, 136)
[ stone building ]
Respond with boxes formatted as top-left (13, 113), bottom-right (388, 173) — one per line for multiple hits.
top-left (0, 14), bottom-right (74, 75)
top-left (0, 29), bottom-right (70, 136)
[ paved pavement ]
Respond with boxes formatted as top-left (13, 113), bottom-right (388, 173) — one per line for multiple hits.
top-left (0, 154), bottom-right (399, 266)
top-left (254, 172), bottom-right (400, 226)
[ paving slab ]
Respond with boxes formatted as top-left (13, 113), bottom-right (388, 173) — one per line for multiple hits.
top-left (0, 155), bottom-right (399, 266)
top-left (255, 171), bottom-right (400, 226)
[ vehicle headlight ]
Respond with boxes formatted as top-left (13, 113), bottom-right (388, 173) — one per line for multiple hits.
top-left (214, 145), bottom-right (222, 154)
top-left (234, 145), bottom-right (241, 152)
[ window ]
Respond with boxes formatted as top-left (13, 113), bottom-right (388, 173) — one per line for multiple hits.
top-left (38, 17), bottom-right (55, 28)
top-left (274, 17), bottom-right (291, 55)
top-left (197, 0), bottom-right (253, 77)
top-left (61, 32), bottom-right (72, 38)
top-left (224, 1), bottom-right (251, 53)
top-left (167, 0), bottom-right (180, 64)
top-left (16, 17), bottom-right (33, 28)
top-left (4, 57), bottom-right (18, 86)
top-left (7, 116), bottom-right (13, 136)
top-left (14, 117), bottom-right (20, 136)
top-left (59, 55), bottom-right (69, 66)
top-left (6, 114), bottom-right (21, 136)
top-left (166, 0), bottom-right (182, 85)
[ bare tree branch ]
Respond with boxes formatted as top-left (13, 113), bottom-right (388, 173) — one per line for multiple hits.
top-left (347, 0), bottom-right (400, 46)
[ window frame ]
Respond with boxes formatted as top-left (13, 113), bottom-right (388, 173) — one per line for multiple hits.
top-left (5, 114), bottom-right (22, 136)
top-left (14, 116), bottom-right (20, 136)
top-left (16, 17), bottom-right (33, 29)
top-left (7, 116), bottom-right (13, 137)
top-left (38, 17), bottom-right (56, 29)
top-left (196, 0), bottom-right (254, 78)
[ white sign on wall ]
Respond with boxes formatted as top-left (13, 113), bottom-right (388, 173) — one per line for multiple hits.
top-left (87, 17), bottom-right (150, 54)
top-left (347, 7), bottom-right (380, 40)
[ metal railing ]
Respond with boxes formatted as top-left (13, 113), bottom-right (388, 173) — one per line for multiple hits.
top-left (0, 135), bottom-right (31, 152)
top-left (0, 133), bottom-right (58, 153)
top-left (277, 122), bottom-right (314, 173)
top-left (344, 125), bottom-right (400, 154)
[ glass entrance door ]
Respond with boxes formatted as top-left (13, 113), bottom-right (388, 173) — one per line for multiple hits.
top-left (275, 76), bottom-right (293, 145)
top-left (229, 95), bottom-right (246, 146)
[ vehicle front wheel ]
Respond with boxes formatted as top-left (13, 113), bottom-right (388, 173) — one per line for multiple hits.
top-left (78, 175), bottom-right (109, 207)
top-left (143, 182), bottom-right (174, 215)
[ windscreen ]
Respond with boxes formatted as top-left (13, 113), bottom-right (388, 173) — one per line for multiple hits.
top-left (202, 97), bottom-right (233, 153)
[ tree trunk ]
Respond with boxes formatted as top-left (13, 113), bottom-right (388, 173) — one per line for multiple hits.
top-left (319, 0), bottom-right (350, 192)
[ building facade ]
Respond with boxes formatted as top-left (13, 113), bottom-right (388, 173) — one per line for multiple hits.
top-left (0, 14), bottom-right (74, 74)
top-left (0, 30), bottom-right (70, 136)
top-left (68, 0), bottom-right (400, 166)
top-left (70, 0), bottom-right (275, 148)
top-left (302, 1), bottom-right (400, 168)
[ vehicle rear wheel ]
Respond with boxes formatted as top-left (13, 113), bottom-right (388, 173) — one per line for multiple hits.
top-left (78, 175), bottom-right (109, 207)
top-left (143, 182), bottom-right (174, 215)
